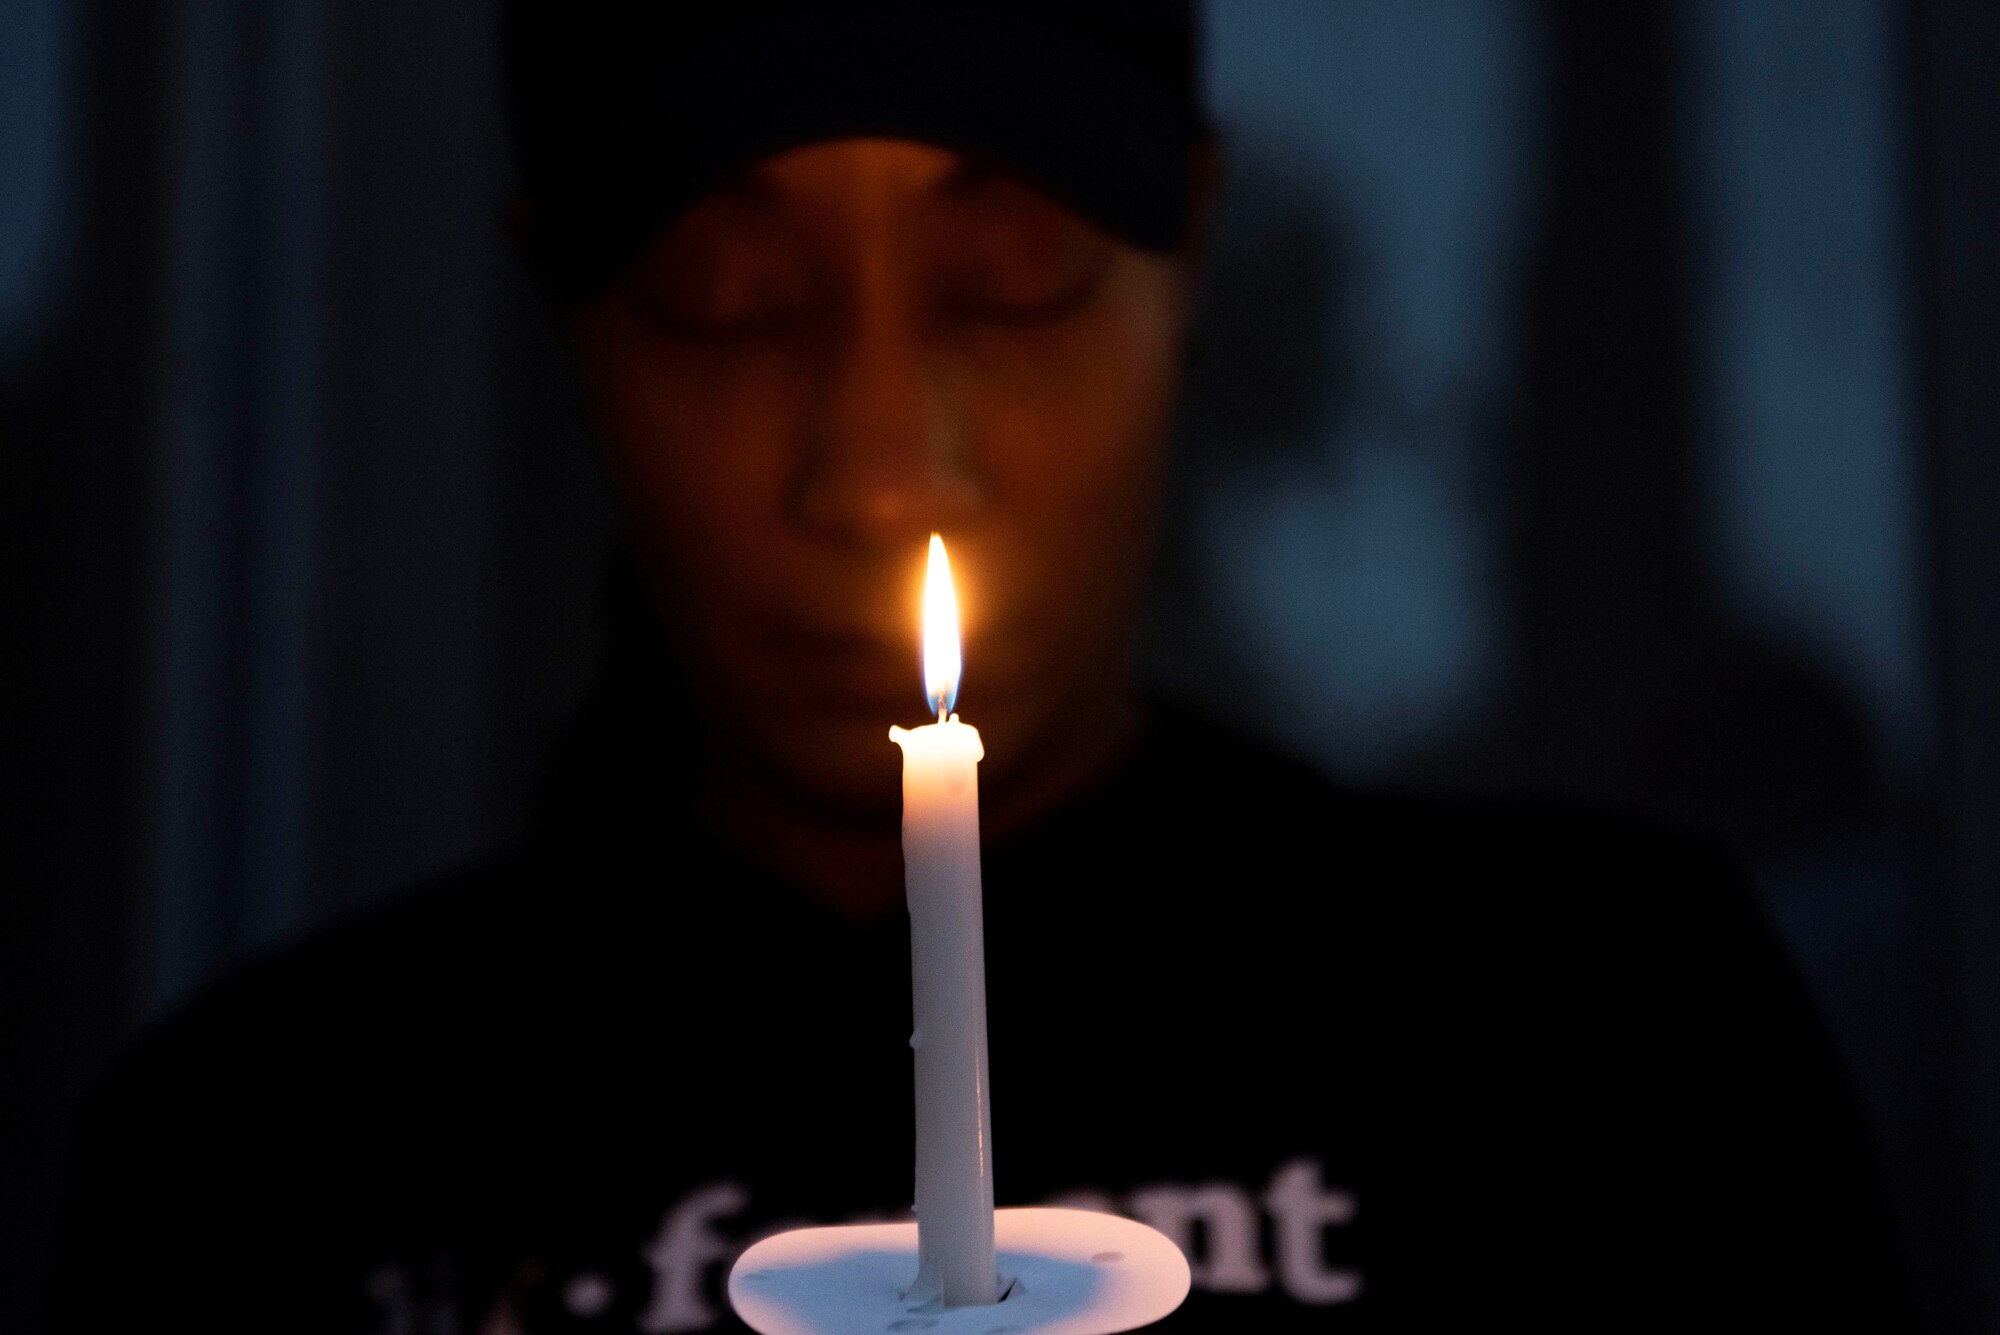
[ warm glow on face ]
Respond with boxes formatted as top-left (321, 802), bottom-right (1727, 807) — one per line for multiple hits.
top-left (923, 533), bottom-right (962, 716)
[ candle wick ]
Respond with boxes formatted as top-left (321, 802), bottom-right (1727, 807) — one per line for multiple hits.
top-left (936, 697), bottom-right (948, 725)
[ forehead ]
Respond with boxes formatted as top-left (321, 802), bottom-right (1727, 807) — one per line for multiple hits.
top-left (706, 138), bottom-right (1048, 223)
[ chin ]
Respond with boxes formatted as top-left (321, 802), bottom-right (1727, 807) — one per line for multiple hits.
top-left (748, 707), bottom-right (908, 821)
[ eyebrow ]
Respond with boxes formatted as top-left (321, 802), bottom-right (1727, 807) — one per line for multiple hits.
top-left (729, 150), bottom-right (1016, 211)
top-left (935, 156), bottom-right (1030, 201)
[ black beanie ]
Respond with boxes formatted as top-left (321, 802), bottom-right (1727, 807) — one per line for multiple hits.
top-left (503, 0), bottom-right (1208, 296)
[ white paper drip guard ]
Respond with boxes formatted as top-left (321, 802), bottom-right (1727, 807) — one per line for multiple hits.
top-left (727, 1207), bottom-right (1191, 1335)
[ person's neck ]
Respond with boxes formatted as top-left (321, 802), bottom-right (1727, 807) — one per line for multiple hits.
top-left (696, 692), bottom-right (1146, 922)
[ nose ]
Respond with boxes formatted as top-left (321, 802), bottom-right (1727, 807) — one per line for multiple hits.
top-left (789, 288), bottom-right (983, 548)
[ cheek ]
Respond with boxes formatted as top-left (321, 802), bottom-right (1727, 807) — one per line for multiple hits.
top-left (943, 263), bottom-right (1185, 705)
top-left (572, 311), bottom-right (804, 580)
top-left (957, 266), bottom-right (1183, 563)
top-left (968, 274), bottom-right (1179, 505)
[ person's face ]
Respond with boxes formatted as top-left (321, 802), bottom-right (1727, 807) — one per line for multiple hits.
top-left (564, 138), bottom-right (1199, 817)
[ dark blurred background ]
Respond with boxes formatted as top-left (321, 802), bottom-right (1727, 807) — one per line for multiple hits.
top-left (3, 1), bottom-right (1994, 1331)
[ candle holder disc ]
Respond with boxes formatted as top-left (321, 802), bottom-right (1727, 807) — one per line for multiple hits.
top-left (727, 1207), bottom-right (1190, 1335)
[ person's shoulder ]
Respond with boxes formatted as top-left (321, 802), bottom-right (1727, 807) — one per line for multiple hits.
top-left (1142, 700), bottom-right (1730, 859)
top-left (84, 857), bottom-right (536, 1137)
top-left (1133, 701), bottom-right (1755, 938)
top-left (58, 857), bottom-right (602, 1319)
top-left (1143, 710), bottom-right (1814, 1053)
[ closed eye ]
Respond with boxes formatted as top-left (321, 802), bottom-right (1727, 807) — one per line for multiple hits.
top-left (926, 167), bottom-right (1115, 325)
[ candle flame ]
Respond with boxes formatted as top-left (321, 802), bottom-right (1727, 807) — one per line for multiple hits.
top-left (923, 533), bottom-right (961, 717)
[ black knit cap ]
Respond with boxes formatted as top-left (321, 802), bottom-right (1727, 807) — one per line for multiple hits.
top-left (503, 0), bottom-right (1208, 296)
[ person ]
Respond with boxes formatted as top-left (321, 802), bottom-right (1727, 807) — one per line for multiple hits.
top-left (52, 4), bottom-right (1913, 1332)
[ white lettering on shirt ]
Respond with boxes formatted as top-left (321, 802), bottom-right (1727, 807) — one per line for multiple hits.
top-left (1264, 1156), bottom-right (1363, 1303)
top-left (1127, 1181), bottom-right (1271, 1292)
top-left (639, 1180), bottom-right (750, 1333)
top-left (386, 1157), bottom-right (1359, 1332)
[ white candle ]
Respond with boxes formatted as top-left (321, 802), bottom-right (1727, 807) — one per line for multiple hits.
top-left (888, 534), bottom-right (998, 1308)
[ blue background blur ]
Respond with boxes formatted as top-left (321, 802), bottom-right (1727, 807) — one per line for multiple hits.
top-left (4, 2), bottom-right (1995, 1331)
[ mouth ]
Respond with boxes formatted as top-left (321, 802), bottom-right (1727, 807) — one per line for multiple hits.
top-left (761, 624), bottom-right (924, 715)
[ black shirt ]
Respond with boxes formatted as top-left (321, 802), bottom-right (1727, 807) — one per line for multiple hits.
top-left (52, 706), bottom-right (1911, 1333)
